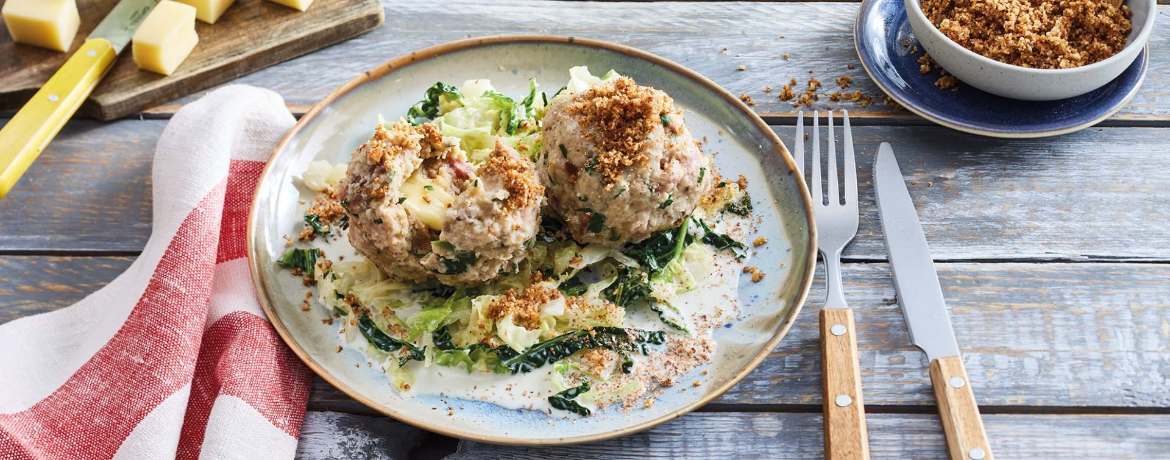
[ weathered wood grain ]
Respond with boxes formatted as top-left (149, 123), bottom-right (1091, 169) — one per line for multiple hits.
top-left (6, 256), bottom-right (1166, 409)
top-left (3, 119), bottom-right (1167, 262)
top-left (452, 412), bottom-right (1170, 460)
top-left (0, 0), bottom-right (383, 120)
top-left (150, 1), bottom-right (1170, 124)
top-left (294, 411), bottom-right (1170, 460)
top-left (0, 256), bottom-right (133, 323)
top-left (295, 411), bottom-right (426, 460)
top-left (0, 119), bottom-right (155, 253)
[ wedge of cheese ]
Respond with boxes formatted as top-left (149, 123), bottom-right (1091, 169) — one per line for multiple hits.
top-left (132, 1), bottom-right (199, 76)
top-left (265, 0), bottom-right (313, 12)
top-left (1, 0), bottom-right (80, 52)
top-left (172, 0), bottom-right (236, 24)
top-left (400, 171), bottom-right (455, 231)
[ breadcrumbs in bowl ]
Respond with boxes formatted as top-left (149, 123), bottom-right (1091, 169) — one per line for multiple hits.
top-left (921, 0), bottom-right (1131, 69)
top-left (903, 0), bottom-right (1156, 100)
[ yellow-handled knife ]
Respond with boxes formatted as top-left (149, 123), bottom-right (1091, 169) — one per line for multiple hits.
top-left (0, 0), bottom-right (160, 199)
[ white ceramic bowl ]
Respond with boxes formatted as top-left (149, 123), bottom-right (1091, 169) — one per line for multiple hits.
top-left (904, 0), bottom-right (1156, 101)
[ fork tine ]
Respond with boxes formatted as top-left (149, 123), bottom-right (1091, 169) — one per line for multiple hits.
top-left (843, 110), bottom-right (857, 206)
top-left (794, 112), bottom-right (805, 179)
top-left (827, 110), bottom-right (839, 205)
top-left (811, 111), bottom-right (823, 206)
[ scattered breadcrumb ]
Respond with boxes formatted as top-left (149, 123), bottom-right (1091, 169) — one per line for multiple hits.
top-left (935, 75), bottom-right (959, 91)
top-left (918, 53), bottom-right (934, 74)
top-left (321, 317), bottom-right (334, 325)
top-left (753, 236), bottom-right (767, 247)
top-left (779, 82), bottom-right (796, 101)
top-left (884, 95), bottom-right (905, 111)
top-left (903, 39), bottom-right (911, 47)
top-left (739, 93), bottom-right (755, 106)
top-left (921, 0), bottom-right (1131, 69)
top-left (764, 86), bottom-right (773, 93)
top-left (835, 76), bottom-right (853, 89)
top-left (743, 266), bottom-right (766, 283)
top-left (336, 345), bottom-right (343, 353)
top-left (847, 64), bottom-right (856, 70)
top-left (737, 65), bottom-right (746, 71)
top-left (783, 53), bottom-right (790, 61)
top-left (692, 380), bottom-right (702, 387)
top-left (910, 45), bottom-right (919, 54)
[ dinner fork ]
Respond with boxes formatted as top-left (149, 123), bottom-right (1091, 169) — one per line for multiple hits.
top-left (796, 111), bottom-right (870, 460)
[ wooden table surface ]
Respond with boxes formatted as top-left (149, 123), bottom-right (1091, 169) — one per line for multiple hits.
top-left (2, 1), bottom-right (1168, 459)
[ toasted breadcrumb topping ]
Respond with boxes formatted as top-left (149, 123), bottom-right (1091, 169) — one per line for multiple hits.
top-left (479, 141), bottom-right (544, 212)
top-left (365, 121), bottom-right (451, 168)
top-left (567, 77), bottom-right (677, 187)
top-left (486, 285), bottom-right (562, 330)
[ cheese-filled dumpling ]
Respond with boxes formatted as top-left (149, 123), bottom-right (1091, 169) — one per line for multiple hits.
top-left (340, 120), bottom-right (543, 287)
top-left (539, 77), bottom-right (712, 244)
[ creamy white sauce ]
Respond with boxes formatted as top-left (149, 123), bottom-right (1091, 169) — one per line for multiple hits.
top-left (299, 180), bottom-right (753, 415)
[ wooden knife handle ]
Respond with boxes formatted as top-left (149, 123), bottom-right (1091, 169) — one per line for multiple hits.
top-left (930, 356), bottom-right (993, 460)
top-left (0, 38), bottom-right (117, 199)
top-left (820, 308), bottom-right (870, 460)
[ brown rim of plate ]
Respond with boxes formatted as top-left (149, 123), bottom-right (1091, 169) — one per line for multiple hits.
top-left (247, 34), bottom-right (818, 446)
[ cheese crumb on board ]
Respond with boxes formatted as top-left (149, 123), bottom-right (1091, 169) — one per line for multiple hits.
top-left (173, 0), bottom-right (236, 24)
top-left (266, 0), bottom-right (313, 12)
top-left (1, 0), bottom-right (80, 52)
top-left (132, 1), bottom-right (199, 76)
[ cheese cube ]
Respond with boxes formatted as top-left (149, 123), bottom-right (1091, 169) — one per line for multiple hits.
top-left (172, 0), bottom-right (236, 24)
top-left (132, 1), bottom-right (199, 76)
top-left (1, 0), bottom-right (81, 52)
top-left (266, 0), bottom-right (313, 12)
top-left (400, 171), bottom-right (455, 231)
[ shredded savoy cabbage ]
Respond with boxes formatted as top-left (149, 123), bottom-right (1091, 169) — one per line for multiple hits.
top-left (280, 67), bottom-right (752, 416)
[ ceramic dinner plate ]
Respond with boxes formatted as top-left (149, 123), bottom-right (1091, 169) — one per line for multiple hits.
top-left (248, 36), bottom-right (816, 444)
top-left (855, 0), bottom-right (1149, 138)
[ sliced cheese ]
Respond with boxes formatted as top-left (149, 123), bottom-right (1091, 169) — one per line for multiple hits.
top-left (132, 1), bottom-right (199, 76)
top-left (400, 171), bottom-right (454, 231)
top-left (1, 0), bottom-right (80, 52)
top-left (172, 0), bottom-right (236, 24)
top-left (265, 0), bottom-right (313, 12)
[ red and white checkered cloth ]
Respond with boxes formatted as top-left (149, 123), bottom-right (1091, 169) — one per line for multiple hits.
top-left (0, 86), bottom-right (313, 459)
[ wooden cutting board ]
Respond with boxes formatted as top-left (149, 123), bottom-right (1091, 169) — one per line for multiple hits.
top-left (0, 0), bottom-right (382, 120)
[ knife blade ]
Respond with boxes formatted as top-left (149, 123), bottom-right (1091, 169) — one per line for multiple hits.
top-left (0, 0), bottom-right (160, 198)
top-left (872, 142), bottom-right (960, 361)
top-left (90, 0), bottom-right (161, 52)
top-left (873, 142), bottom-right (994, 460)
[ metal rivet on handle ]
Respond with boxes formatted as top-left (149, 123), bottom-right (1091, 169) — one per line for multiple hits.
top-left (834, 395), bottom-right (852, 407)
top-left (87, 49), bottom-right (97, 57)
top-left (48, 94), bottom-right (59, 102)
top-left (830, 324), bottom-right (847, 336)
top-left (949, 376), bottom-right (966, 388)
top-left (968, 447), bottom-right (986, 459)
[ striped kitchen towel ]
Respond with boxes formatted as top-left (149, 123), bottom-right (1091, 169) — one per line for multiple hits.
top-left (0, 86), bottom-right (313, 459)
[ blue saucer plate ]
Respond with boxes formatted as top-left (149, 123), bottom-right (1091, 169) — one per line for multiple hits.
top-left (854, 0), bottom-right (1149, 138)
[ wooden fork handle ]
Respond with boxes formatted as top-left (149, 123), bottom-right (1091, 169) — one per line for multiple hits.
top-left (820, 308), bottom-right (871, 460)
top-left (930, 356), bottom-right (994, 460)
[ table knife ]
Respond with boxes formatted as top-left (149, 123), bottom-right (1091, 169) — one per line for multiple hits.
top-left (0, 0), bottom-right (160, 199)
top-left (873, 143), bottom-right (993, 460)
